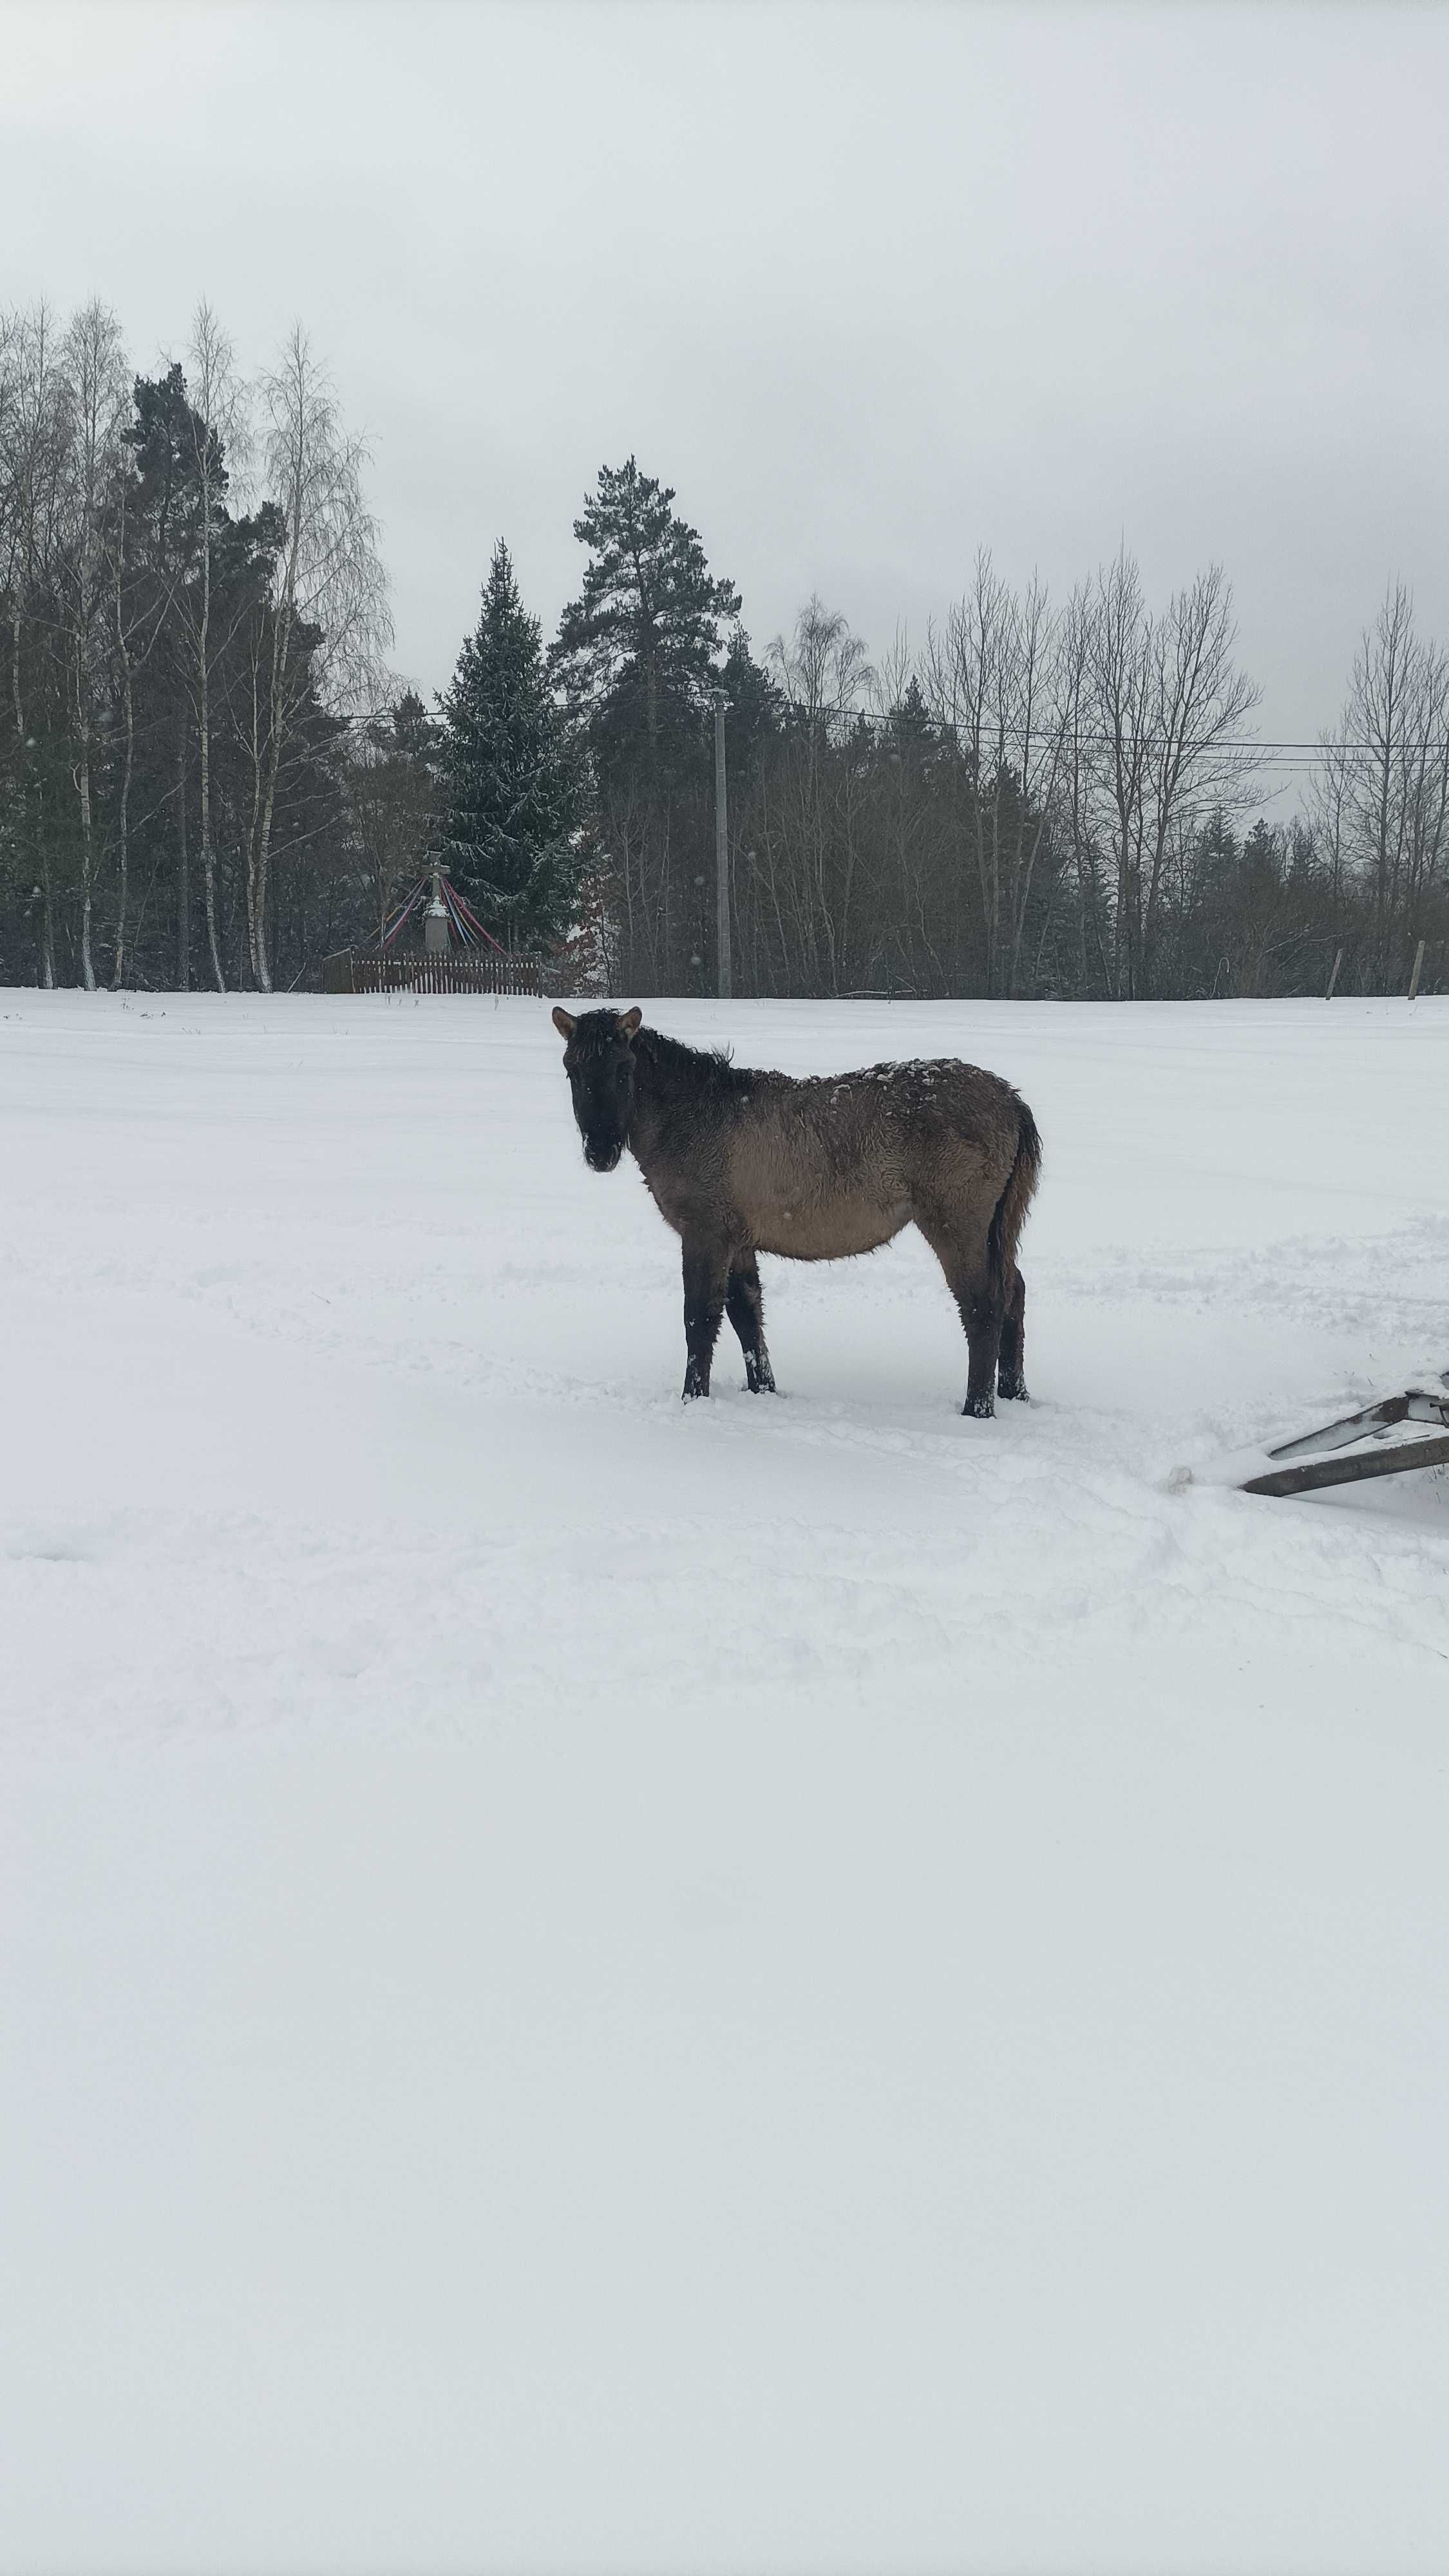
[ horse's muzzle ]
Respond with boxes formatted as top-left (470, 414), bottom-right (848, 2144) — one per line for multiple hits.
top-left (583, 1138), bottom-right (623, 1173)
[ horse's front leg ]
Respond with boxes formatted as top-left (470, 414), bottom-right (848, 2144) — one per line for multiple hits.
top-left (681, 1238), bottom-right (730, 1399)
top-left (726, 1251), bottom-right (776, 1392)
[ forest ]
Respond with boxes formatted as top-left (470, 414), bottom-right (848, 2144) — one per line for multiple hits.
top-left (3, 297), bottom-right (1445, 1000)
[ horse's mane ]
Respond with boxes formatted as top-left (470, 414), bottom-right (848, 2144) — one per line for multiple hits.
top-left (565, 1008), bottom-right (753, 1099)
top-left (636, 1024), bottom-right (750, 1097)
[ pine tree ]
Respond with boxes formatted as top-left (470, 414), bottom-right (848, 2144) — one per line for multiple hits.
top-left (719, 623), bottom-right (783, 764)
top-left (886, 675), bottom-right (934, 749)
top-left (551, 457), bottom-right (741, 791)
top-left (434, 541), bottom-right (580, 950)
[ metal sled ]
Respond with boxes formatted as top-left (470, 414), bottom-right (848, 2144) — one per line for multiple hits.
top-left (1241, 1381), bottom-right (1449, 1499)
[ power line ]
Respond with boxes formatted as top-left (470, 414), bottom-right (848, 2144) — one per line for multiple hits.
top-left (340, 703), bottom-right (1449, 768)
top-left (813, 709), bottom-right (1449, 758)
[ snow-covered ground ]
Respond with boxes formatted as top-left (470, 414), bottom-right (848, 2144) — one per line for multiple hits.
top-left (3, 988), bottom-right (1447, 2575)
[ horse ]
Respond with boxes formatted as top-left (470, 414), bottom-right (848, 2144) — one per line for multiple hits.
top-left (551, 1005), bottom-right (1041, 1416)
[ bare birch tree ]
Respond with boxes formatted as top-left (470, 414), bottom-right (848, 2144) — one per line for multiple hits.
top-left (244, 327), bottom-right (390, 989)
top-left (1085, 550), bottom-right (1153, 997)
top-left (1053, 578), bottom-right (1112, 996)
top-left (180, 301), bottom-right (250, 991)
top-left (1083, 552), bottom-right (1259, 996)
top-left (1316, 585), bottom-right (1449, 989)
top-left (923, 554), bottom-right (1068, 996)
top-left (60, 299), bottom-right (128, 990)
top-left (1141, 565), bottom-right (1261, 985)
top-left (764, 598), bottom-right (872, 992)
top-left (0, 305), bottom-right (21, 635)
top-left (106, 460), bottom-right (143, 988)
top-left (1, 304), bottom-right (71, 982)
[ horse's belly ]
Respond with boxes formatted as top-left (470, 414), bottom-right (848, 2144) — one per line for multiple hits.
top-left (753, 1189), bottom-right (909, 1262)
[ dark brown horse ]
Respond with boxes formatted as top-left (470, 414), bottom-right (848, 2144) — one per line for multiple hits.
top-left (551, 1005), bottom-right (1041, 1415)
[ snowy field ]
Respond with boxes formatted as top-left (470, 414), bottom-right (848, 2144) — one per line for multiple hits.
top-left (3, 987), bottom-right (1448, 2576)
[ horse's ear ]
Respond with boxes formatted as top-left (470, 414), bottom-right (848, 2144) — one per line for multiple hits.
top-left (618, 1007), bottom-right (643, 1040)
top-left (551, 1006), bottom-right (576, 1041)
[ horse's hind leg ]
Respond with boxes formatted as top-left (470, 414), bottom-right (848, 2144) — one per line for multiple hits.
top-left (958, 1268), bottom-right (1005, 1417)
top-left (681, 1239), bottom-right (730, 1399)
top-left (997, 1265), bottom-right (1028, 1401)
top-left (726, 1251), bottom-right (775, 1392)
top-left (918, 1215), bottom-right (1003, 1417)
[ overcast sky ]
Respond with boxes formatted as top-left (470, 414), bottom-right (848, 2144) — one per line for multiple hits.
top-left (7, 0), bottom-right (1448, 770)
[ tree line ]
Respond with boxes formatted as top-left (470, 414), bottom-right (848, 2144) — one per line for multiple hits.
top-left (3, 298), bottom-right (1444, 999)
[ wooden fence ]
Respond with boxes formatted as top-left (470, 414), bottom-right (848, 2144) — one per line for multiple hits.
top-left (322, 950), bottom-right (544, 997)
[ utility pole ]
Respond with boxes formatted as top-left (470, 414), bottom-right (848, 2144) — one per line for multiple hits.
top-left (713, 688), bottom-right (732, 1001)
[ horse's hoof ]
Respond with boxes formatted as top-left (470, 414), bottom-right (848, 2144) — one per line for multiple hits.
top-left (998, 1378), bottom-right (1029, 1402)
top-left (963, 1394), bottom-right (996, 1419)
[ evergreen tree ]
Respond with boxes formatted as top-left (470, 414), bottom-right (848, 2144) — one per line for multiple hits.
top-left (886, 675), bottom-right (934, 748)
top-left (551, 457), bottom-right (741, 790)
top-left (352, 692), bottom-right (435, 943)
top-left (719, 623), bottom-right (784, 765)
top-left (434, 541), bottom-right (580, 950)
top-left (123, 364), bottom-right (213, 578)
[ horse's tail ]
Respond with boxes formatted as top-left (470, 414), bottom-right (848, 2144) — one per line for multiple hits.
top-left (987, 1097), bottom-right (1041, 1293)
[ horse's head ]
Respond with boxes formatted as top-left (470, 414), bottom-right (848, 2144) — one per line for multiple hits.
top-left (552, 1004), bottom-right (643, 1172)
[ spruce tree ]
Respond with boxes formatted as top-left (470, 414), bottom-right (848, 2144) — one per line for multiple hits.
top-left (434, 542), bottom-right (580, 950)
top-left (550, 458), bottom-right (741, 792)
